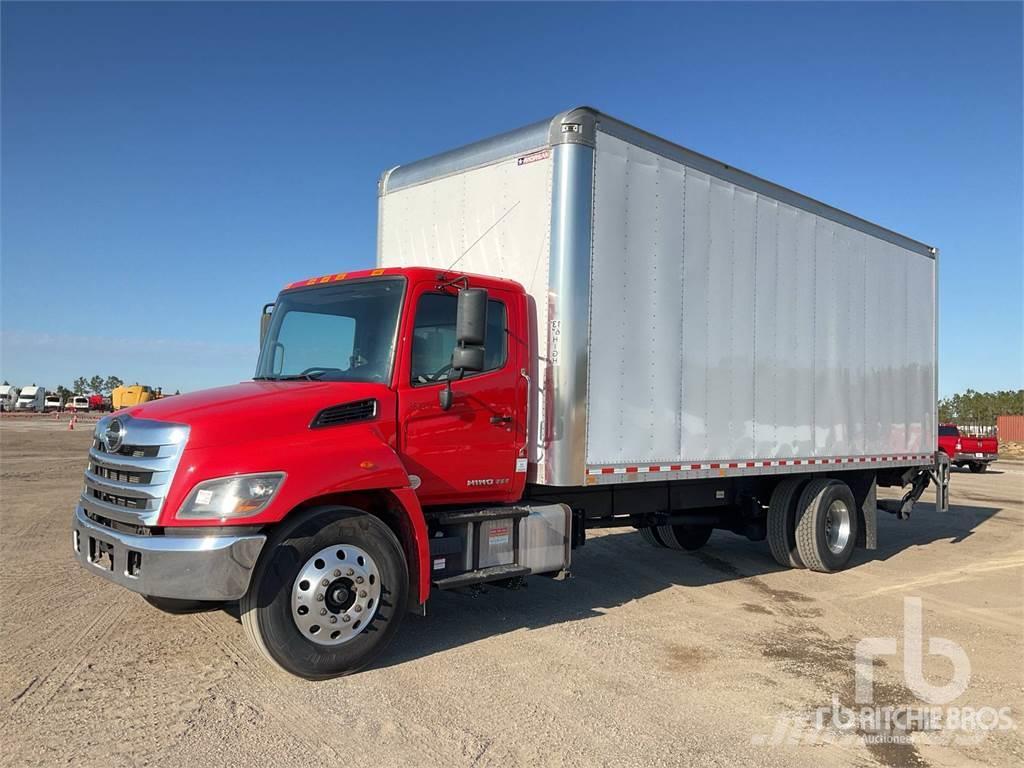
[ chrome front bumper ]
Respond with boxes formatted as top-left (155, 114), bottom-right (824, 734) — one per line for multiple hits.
top-left (72, 506), bottom-right (266, 601)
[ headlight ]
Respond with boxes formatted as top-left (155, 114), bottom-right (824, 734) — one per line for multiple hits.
top-left (177, 473), bottom-right (286, 520)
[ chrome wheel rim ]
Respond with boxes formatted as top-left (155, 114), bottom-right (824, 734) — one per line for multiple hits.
top-left (291, 544), bottom-right (381, 646)
top-left (824, 500), bottom-right (852, 555)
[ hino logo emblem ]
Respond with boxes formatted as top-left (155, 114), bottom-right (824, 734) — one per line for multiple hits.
top-left (103, 419), bottom-right (125, 453)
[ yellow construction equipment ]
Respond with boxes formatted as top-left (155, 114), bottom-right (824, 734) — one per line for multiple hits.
top-left (111, 384), bottom-right (156, 410)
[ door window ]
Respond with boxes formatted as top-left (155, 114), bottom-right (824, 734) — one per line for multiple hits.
top-left (410, 293), bottom-right (507, 384)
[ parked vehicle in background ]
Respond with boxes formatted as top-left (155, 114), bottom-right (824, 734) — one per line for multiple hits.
top-left (0, 385), bottom-right (18, 412)
top-left (111, 385), bottom-right (156, 410)
top-left (72, 107), bottom-right (948, 679)
top-left (67, 396), bottom-right (91, 412)
top-left (15, 386), bottom-right (45, 412)
top-left (938, 424), bottom-right (998, 472)
top-left (44, 394), bottom-right (64, 413)
top-left (88, 394), bottom-right (110, 412)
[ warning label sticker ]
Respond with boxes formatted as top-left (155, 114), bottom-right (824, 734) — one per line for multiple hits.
top-left (488, 526), bottom-right (510, 547)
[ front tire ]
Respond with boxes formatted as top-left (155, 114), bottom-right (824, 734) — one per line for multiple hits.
top-left (794, 479), bottom-right (859, 573)
top-left (241, 506), bottom-right (408, 679)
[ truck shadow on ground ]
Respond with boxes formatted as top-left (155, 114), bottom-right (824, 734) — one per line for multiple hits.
top-left (374, 498), bottom-right (1003, 669)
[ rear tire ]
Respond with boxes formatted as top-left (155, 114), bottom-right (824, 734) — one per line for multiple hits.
top-left (241, 506), bottom-right (408, 679)
top-left (638, 526), bottom-right (666, 547)
top-left (657, 524), bottom-right (713, 551)
top-left (794, 478), bottom-right (859, 573)
top-left (767, 477), bottom-right (806, 568)
top-left (968, 462), bottom-right (987, 473)
top-left (142, 595), bottom-right (219, 614)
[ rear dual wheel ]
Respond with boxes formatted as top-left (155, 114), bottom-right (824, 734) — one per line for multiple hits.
top-left (793, 478), bottom-right (858, 573)
top-left (768, 477), bottom-right (858, 572)
top-left (637, 524), bottom-right (713, 551)
top-left (241, 506), bottom-right (408, 679)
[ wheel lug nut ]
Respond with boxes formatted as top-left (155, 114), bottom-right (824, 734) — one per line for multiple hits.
top-left (320, 608), bottom-right (327, 616)
top-left (359, 590), bottom-right (367, 598)
top-left (316, 593), bottom-right (324, 602)
top-left (329, 615), bottom-right (337, 623)
top-left (355, 576), bottom-right (364, 584)
top-left (333, 569), bottom-right (342, 577)
top-left (346, 568), bottom-right (354, 576)
top-left (342, 615), bottom-right (351, 623)
top-left (321, 578), bottom-right (330, 587)
top-left (354, 605), bottom-right (362, 613)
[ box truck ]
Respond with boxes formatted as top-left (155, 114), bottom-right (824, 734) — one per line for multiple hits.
top-left (73, 108), bottom-right (948, 679)
top-left (0, 385), bottom-right (18, 412)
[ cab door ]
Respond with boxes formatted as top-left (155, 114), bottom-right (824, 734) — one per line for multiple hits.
top-left (396, 283), bottom-right (526, 506)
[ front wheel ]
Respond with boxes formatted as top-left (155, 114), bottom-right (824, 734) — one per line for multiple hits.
top-left (968, 462), bottom-right (988, 474)
top-left (241, 506), bottom-right (408, 679)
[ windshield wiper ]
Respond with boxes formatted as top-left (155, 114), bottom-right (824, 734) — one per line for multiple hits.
top-left (258, 371), bottom-right (329, 382)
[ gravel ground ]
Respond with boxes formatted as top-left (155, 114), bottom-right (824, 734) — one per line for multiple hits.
top-left (1, 417), bottom-right (1021, 768)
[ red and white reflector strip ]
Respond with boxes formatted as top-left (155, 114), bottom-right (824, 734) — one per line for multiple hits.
top-left (587, 454), bottom-right (934, 477)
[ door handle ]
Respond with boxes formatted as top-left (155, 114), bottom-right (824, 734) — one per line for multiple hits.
top-left (489, 415), bottom-right (512, 425)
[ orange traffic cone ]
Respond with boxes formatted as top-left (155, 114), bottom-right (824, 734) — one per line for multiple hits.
top-left (68, 414), bottom-right (76, 430)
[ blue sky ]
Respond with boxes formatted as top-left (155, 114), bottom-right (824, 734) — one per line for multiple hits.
top-left (2, 1), bottom-right (1021, 397)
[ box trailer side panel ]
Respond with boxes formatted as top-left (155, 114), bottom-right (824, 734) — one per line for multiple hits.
top-left (379, 108), bottom-right (937, 487)
top-left (586, 130), bottom-right (937, 471)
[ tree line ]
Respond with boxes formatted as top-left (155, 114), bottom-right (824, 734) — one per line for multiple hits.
top-left (53, 375), bottom-right (125, 404)
top-left (938, 389), bottom-right (1024, 426)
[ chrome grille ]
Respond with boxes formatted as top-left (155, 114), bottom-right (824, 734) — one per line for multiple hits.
top-left (82, 415), bottom-right (189, 527)
top-left (92, 439), bottom-right (161, 459)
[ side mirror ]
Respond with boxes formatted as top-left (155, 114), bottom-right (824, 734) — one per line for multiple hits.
top-left (455, 288), bottom-right (487, 346)
top-left (439, 288), bottom-right (487, 410)
top-left (260, 303), bottom-right (274, 346)
top-left (452, 345), bottom-right (484, 373)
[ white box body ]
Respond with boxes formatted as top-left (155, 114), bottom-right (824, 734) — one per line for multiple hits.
top-left (378, 108), bottom-right (937, 487)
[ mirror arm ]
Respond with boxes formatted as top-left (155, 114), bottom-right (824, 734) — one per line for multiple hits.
top-left (438, 367), bottom-right (465, 411)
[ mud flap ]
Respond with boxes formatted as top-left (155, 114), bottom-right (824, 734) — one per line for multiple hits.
top-left (932, 452), bottom-right (951, 513)
top-left (846, 473), bottom-right (877, 550)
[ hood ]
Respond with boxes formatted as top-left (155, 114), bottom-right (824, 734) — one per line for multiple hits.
top-left (125, 380), bottom-right (393, 449)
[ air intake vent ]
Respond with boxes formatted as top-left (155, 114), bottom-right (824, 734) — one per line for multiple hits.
top-left (311, 399), bottom-right (378, 428)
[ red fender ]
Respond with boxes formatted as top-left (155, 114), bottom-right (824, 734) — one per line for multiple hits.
top-left (390, 487), bottom-right (430, 605)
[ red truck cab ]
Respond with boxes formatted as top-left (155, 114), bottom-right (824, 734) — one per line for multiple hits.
top-left (73, 267), bottom-right (535, 678)
top-left (938, 424), bottom-right (998, 473)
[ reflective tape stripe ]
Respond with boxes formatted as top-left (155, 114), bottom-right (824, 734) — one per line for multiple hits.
top-left (586, 454), bottom-right (933, 476)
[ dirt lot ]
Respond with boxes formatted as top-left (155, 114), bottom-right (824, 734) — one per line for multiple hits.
top-left (1, 417), bottom-right (1021, 768)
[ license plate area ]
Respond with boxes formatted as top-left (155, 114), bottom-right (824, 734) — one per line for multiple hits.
top-left (975, 452), bottom-right (984, 458)
top-left (88, 536), bottom-right (115, 571)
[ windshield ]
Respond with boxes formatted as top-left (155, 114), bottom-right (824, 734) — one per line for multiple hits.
top-left (255, 277), bottom-right (405, 384)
